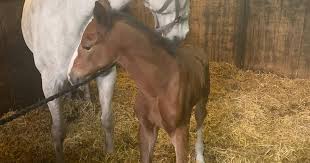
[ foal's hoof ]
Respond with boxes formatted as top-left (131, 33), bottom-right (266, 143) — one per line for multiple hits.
top-left (196, 154), bottom-right (205, 163)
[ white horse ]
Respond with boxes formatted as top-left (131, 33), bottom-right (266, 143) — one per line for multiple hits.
top-left (22, 0), bottom-right (191, 162)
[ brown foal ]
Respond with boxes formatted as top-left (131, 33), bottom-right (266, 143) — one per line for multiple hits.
top-left (68, 1), bottom-right (210, 162)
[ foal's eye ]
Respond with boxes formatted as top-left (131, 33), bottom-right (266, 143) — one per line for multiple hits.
top-left (84, 46), bottom-right (91, 51)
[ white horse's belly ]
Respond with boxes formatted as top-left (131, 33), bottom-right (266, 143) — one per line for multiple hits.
top-left (22, 0), bottom-right (94, 73)
top-left (21, 0), bottom-right (34, 52)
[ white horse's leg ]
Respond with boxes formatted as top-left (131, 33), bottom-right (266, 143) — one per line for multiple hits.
top-left (96, 66), bottom-right (117, 153)
top-left (195, 98), bottom-right (208, 163)
top-left (42, 73), bottom-right (66, 163)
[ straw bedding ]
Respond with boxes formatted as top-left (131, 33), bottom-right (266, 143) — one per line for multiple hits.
top-left (0, 62), bottom-right (309, 162)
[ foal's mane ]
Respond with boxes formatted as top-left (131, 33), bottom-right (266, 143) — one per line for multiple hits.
top-left (110, 11), bottom-right (178, 56)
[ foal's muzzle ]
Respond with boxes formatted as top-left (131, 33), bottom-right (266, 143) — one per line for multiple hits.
top-left (68, 72), bottom-right (82, 85)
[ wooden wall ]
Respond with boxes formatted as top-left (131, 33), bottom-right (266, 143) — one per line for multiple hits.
top-left (0, 18), bottom-right (11, 113)
top-left (244, 0), bottom-right (310, 78)
top-left (302, 1), bottom-right (310, 78)
top-left (130, 0), bottom-right (310, 78)
top-left (0, 0), bottom-right (44, 115)
top-left (203, 0), bottom-right (245, 66)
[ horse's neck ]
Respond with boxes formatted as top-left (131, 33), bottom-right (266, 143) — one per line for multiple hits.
top-left (115, 24), bottom-right (179, 96)
top-left (119, 51), bottom-right (178, 97)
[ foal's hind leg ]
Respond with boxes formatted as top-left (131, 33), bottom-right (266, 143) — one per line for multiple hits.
top-left (42, 74), bottom-right (66, 163)
top-left (195, 98), bottom-right (208, 163)
top-left (96, 66), bottom-right (117, 153)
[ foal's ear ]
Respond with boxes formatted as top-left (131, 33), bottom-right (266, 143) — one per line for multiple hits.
top-left (94, 0), bottom-right (112, 28)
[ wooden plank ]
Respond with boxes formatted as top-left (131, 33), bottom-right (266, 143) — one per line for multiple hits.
top-left (184, 0), bottom-right (207, 48)
top-left (204, 0), bottom-right (243, 64)
top-left (244, 0), bottom-right (307, 78)
top-left (235, 0), bottom-right (249, 68)
top-left (298, 0), bottom-right (310, 78)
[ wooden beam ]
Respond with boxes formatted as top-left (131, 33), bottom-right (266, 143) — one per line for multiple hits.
top-left (235, 0), bottom-right (249, 68)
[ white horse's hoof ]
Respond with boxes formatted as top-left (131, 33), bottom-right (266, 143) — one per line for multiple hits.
top-left (105, 140), bottom-right (114, 153)
top-left (105, 145), bottom-right (114, 153)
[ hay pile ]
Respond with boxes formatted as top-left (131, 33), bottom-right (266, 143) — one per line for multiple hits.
top-left (0, 62), bottom-right (309, 162)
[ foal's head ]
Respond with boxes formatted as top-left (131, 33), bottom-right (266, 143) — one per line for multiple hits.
top-left (68, 1), bottom-right (118, 84)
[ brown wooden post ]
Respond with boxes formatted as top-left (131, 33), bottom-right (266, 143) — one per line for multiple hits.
top-left (235, 0), bottom-right (249, 68)
top-left (204, 0), bottom-right (242, 64)
top-left (299, 0), bottom-right (310, 78)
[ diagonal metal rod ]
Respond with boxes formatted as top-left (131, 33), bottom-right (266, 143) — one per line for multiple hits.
top-left (0, 63), bottom-right (116, 126)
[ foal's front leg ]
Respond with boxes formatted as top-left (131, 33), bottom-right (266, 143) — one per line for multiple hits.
top-left (139, 122), bottom-right (159, 163)
top-left (135, 93), bottom-right (159, 163)
top-left (169, 125), bottom-right (189, 163)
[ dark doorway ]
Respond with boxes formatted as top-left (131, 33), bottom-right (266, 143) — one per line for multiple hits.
top-left (0, 0), bottom-right (44, 115)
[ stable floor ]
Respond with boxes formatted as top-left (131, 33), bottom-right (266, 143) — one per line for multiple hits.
top-left (0, 62), bottom-right (309, 162)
